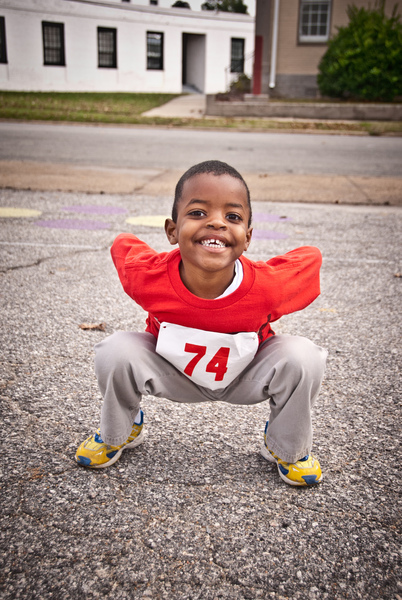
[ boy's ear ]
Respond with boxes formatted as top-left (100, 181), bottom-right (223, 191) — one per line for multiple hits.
top-left (165, 218), bottom-right (178, 245)
top-left (243, 227), bottom-right (253, 252)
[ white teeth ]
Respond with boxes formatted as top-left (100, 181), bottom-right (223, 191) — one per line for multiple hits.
top-left (201, 239), bottom-right (226, 248)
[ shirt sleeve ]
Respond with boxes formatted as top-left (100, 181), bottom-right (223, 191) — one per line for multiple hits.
top-left (264, 246), bottom-right (322, 319)
top-left (110, 233), bottom-right (158, 296)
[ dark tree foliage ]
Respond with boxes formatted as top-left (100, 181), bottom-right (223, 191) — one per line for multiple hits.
top-left (201, 0), bottom-right (248, 14)
top-left (171, 1), bottom-right (191, 7)
top-left (318, 1), bottom-right (402, 101)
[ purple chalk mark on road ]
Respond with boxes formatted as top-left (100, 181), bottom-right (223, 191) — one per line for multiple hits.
top-left (253, 213), bottom-right (292, 222)
top-left (35, 219), bottom-right (111, 230)
top-left (252, 230), bottom-right (288, 240)
top-left (62, 205), bottom-right (127, 215)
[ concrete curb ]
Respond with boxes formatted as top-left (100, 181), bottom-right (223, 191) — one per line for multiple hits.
top-left (205, 95), bottom-right (402, 121)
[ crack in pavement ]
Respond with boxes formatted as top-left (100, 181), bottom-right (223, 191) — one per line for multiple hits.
top-left (0, 245), bottom-right (109, 273)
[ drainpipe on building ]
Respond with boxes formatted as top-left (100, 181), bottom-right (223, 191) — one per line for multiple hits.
top-left (269, 0), bottom-right (280, 89)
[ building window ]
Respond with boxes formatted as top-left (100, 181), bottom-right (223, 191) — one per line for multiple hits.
top-left (98, 27), bottom-right (117, 68)
top-left (231, 38), bottom-right (245, 73)
top-left (0, 17), bottom-right (7, 64)
top-left (42, 21), bottom-right (65, 66)
top-left (150, 0), bottom-right (158, 5)
top-left (147, 32), bottom-right (163, 70)
top-left (299, 0), bottom-right (331, 43)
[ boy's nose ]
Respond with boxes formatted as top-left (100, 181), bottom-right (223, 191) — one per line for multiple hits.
top-left (206, 214), bottom-right (227, 229)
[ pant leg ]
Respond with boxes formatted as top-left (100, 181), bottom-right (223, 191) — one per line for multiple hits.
top-left (221, 335), bottom-right (327, 463)
top-left (95, 331), bottom-right (327, 462)
top-left (95, 331), bottom-right (212, 445)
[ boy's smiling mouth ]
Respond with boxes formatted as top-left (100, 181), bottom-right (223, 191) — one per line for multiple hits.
top-left (200, 238), bottom-right (227, 248)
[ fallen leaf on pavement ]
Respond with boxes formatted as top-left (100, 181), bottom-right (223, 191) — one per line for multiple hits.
top-left (79, 323), bottom-right (106, 331)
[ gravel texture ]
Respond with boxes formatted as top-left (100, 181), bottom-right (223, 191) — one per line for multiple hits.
top-left (0, 189), bottom-right (401, 600)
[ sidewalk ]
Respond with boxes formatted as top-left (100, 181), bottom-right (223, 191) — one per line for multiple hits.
top-left (142, 93), bottom-right (206, 118)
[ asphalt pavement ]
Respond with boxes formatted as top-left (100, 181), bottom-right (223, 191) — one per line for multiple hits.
top-left (0, 104), bottom-right (401, 600)
top-left (1, 116), bottom-right (401, 205)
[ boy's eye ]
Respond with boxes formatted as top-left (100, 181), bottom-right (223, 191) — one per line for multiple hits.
top-left (227, 213), bottom-right (242, 222)
top-left (188, 209), bottom-right (206, 217)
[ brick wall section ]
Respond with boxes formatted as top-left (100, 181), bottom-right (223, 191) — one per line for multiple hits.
top-left (276, 1), bottom-right (323, 75)
top-left (273, 0), bottom-right (398, 78)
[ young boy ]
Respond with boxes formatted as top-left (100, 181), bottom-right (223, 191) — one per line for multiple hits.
top-left (76, 160), bottom-right (327, 486)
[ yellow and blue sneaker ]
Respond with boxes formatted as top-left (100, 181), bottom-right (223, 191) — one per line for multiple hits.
top-left (260, 421), bottom-right (322, 486)
top-left (75, 411), bottom-right (145, 469)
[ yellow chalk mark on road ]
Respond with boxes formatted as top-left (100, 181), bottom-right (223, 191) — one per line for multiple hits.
top-left (0, 207), bottom-right (42, 218)
top-left (126, 215), bottom-right (169, 228)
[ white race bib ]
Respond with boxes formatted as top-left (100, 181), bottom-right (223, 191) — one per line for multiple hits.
top-left (156, 322), bottom-right (259, 390)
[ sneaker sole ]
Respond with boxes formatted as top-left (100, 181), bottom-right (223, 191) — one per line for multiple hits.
top-left (260, 443), bottom-right (322, 487)
top-left (77, 429), bottom-right (145, 469)
top-left (260, 443), bottom-right (277, 464)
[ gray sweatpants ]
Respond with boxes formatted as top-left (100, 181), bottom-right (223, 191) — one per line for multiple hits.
top-left (95, 332), bottom-right (327, 463)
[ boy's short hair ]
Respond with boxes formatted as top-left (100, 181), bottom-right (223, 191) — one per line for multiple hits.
top-left (173, 160), bottom-right (252, 227)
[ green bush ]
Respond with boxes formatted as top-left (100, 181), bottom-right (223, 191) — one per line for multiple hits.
top-left (201, 0), bottom-right (248, 13)
top-left (230, 74), bottom-right (251, 94)
top-left (318, 1), bottom-right (402, 101)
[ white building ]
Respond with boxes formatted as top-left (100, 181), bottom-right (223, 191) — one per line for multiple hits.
top-left (0, 0), bottom-right (255, 94)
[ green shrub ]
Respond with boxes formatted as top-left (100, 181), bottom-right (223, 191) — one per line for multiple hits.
top-left (230, 74), bottom-right (251, 94)
top-left (318, 1), bottom-right (402, 101)
top-left (201, 0), bottom-right (248, 13)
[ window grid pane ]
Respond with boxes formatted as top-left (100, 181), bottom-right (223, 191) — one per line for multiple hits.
top-left (0, 17), bottom-right (7, 64)
top-left (98, 28), bottom-right (117, 68)
top-left (147, 32), bottom-right (163, 70)
top-left (43, 22), bottom-right (65, 66)
top-left (44, 28), bottom-right (61, 63)
top-left (231, 38), bottom-right (245, 73)
top-left (299, 1), bottom-right (330, 42)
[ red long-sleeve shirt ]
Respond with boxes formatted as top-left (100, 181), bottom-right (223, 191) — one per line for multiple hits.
top-left (111, 234), bottom-right (321, 345)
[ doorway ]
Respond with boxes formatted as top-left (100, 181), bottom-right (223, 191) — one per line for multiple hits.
top-left (182, 33), bottom-right (206, 93)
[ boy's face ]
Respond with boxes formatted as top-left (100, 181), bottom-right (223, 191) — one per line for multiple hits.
top-left (165, 173), bottom-right (252, 278)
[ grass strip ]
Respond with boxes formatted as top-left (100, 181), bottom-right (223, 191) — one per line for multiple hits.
top-left (0, 91), bottom-right (401, 135)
